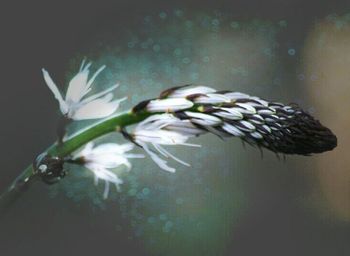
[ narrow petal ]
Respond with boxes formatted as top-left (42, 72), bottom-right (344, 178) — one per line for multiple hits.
top-left (225, 92), bottom-right (250, 100)
top-left (184, 111), bottom-right (222, 126)
top-left (169, 86), bottom-right (216, 98)
top-left (213, 107), bottom-right (243, 120)
top-left (66, 67), bottom-right (90, 103)
top-left (85, 65), bottom-right (106, 90)
top-left (165, 125), bottom-right (205, 136)
top-left (153, 144), bottom-right (190, 167)
top-left (80, 83), bottom-right (120, 105)
top-left (134, 129), bottom-right (189, 145)
top-left (222, 123), bottom-right (245, 137)
top-left (194, 93), bottom-right (231, 104)
top-left (250, 131), bottom-right (263, 139)
top-left (140, 142), bottom-right (175, 173)
top-left (235, 103), bottom-right (256, 114)
top-left (42, 69), bottom-right (68, 114)
top-left (72, 95), bottom-right (126, 120)
top-left (103, 181), bottom-right (110, 199)
top-left (147, 98), bottom-right (193, 112)
top-left (74, 142), bottom-right (94, 158)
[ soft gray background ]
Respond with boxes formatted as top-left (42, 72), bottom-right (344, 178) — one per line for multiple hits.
top-left (0, 1), bottom-right (349, 256)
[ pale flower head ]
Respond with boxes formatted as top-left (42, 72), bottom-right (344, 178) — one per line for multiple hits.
top-left (73, 142), bottom-right (144, 199)
top-left (132, 114), bottom-right (201, 173)
top-left (42, 60), bottom-right (126, 120)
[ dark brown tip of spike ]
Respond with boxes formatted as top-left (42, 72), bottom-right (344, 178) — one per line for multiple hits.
top-left (274, 109), bottom-right (337, 155)
top-left (132, 99), bottom-right (153, 113)
top-left (186, 93), bottom-right (207, 101)
top-left (159, 84), bottom-right (192, 99)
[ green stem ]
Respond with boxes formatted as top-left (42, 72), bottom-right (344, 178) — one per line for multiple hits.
top-left (0, 109), bottom-right (153, 215)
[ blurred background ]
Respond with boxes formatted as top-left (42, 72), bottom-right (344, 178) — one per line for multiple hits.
top-left (0, 0), bottom-right (349, 255)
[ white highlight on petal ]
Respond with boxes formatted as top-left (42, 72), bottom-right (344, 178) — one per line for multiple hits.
top-left (250, 131), bottom-right (263, 139)
top-left (165, 120), bottom-right (205, 136)
top-left (250, 96), bottom-right (269, 107)
top-left (66, 61), bottom-right (92, 103)
top-left (225, 92), bottom-right (250, 100)
top-left (72, 95), bottom-right (127, 120)
top-left (169, 86), bottom-right (216, 98)
top-left (257, 109), bottom-right (276, 115)
top-left (235, 103), bottom-right (256, 114)
top-left (222, 123), bottom-right (245, 137)
top-left (139, 142), bottom-right (175, 173)
top-left (194, 93), bottom-right (231, 104)
top-left (147, 98), bottom-right (193, 112)
top-left (213, 107), bottom-right (243, 120)
top-left (239, 120), bottom-right (255, 131)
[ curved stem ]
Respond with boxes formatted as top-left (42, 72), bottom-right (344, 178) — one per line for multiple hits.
top-left (0, 109), bottom-right (153, 215)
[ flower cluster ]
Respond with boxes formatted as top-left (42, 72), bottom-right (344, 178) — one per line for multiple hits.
top-left (132, 85), bottom-right (337, 159)
top-left (41, 62), bottom-right (337, 198)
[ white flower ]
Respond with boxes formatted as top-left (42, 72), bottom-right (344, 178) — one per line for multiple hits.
top-left (73, 142), bottom-right (144, 199)
top-left (146, 98), bottom-right (194, 112)
top-left (42, 60), bottom-right (126, 120)
top-left (132, 114), bottom-right (201, 173)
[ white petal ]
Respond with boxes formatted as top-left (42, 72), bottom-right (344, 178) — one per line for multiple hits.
top-left (169, 86), bottom-right (216, 98)
top-left (79, 59), bottom-right (88, 72)
top-left (80, 83), bottom-right (120, 105)
top-left (222, 123), bottom-right (245, 137)
top-left (184, 111), bottom-right (222, 126)
top-left (66, 66), bottom-right (90, 103)
top-left (134, 130), bottom-right (189, 145)
top-left (140, 142), bottom-right (175, 173)
top-left (257, 109), bottom-right (276, 115)
top-left (85, 65), bottom-right (106, 91)
top-left (213, 107), bottom-right (243, 120)
top-left (194, 93), bottom-right (231, 104)
top-left (92, 143), bottom-right (134, 155)
top-left (153, 144), bottom-right (190, 167)
top-left (147, 98), bottom-right (193, 112)
top-left (262, 125), bottom-right (272, 133)
top-left (165, 125), bottom-right (205, 136)
top-left (87, 164), bottom-right (122, 184)
top-left (235, 103), bottom-right (256, 114)
top-left (250, 131), bottom-right (263, 139)
top-left (250, 96), bottom-right (269, 106)
top-left (239, 120), bottom-right (255, 131)
top-left (72, 95), bottom-right (126, 120)
top-left (225, 92), bottom-right (250, 100)
top-left (90, 154), bottom-right (130, 169)
top-left (85, 164), bottom-right (123, 199)
top-left (135, 113), bottom-right (175, 131)
top-left (42, 69), bottom-right (68, 114)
